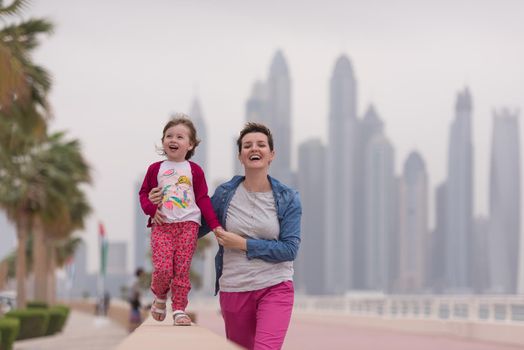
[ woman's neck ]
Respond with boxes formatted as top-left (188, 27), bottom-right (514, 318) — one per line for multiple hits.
top-left (243, 170), bottom-right (271, 192)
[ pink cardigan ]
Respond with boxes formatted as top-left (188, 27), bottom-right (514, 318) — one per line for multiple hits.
top-left (139, 160), bottom-right (220, 229)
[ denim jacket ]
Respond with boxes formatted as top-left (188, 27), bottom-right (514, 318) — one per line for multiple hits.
top-left (198, 175), bottom-right (302, 295)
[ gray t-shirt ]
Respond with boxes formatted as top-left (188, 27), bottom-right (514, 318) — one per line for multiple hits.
top-left (219, 183), bottom-right (294, 292)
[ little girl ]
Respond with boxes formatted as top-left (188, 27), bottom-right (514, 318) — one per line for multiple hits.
top-left (139, 114), bottom-right (221, 326)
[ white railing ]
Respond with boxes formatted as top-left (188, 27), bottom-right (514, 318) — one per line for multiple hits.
top-left (293, 294), bottom-right (524, 323)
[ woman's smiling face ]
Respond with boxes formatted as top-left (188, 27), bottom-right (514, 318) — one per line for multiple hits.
top-left (238, 132), bottom-right (274, 170)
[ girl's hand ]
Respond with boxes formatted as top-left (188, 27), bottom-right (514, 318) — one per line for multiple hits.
top-left (148, 187), bottom-right (162, 205)
top-left (152, 209), bottom-right (166, 225)
top-left (215, 228), bottom-right (247, 251)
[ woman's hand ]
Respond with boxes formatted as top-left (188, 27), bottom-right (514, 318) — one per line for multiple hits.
top-left (215, 227), bottom-right (247, 251)
top-left (148, 187), bottom-right (163, 205)
top-left (151, 209), bottom-right (166, 225)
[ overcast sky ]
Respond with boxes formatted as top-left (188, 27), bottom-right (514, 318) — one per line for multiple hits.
top-left (5, 0), bottom-right (521, 271)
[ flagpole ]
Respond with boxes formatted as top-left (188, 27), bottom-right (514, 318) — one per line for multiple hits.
top-left (98, 221), bottom-right (108, 316)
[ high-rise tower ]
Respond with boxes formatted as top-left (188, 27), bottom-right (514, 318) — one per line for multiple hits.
top-left (489, 109), bottom-right (520, 293)
top-left (266, 50), bottom-right (293, 185)
top-left (296, 138), bottom-right (326, 294)
top-left (353, 105), bottom-right (383, 289)
top-left (365, 134), bottom-right (395, 291)
top-left (445, 87), bottom-right (474, 292)
top-left (189, 98), bottom-right (208, 173)
top-left (399, 151), bottom-right (428, 293)
top-left (325, 55), bottom-right (357, 293)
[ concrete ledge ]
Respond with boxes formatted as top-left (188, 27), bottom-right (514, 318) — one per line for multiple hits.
top-left (115, 314), bottom-right (241, 350)
top-left (64, 300), bottom-right (239, 349)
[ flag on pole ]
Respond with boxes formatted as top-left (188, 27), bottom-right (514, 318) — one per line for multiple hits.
top-left (99, 222), bottom-right (108, 276)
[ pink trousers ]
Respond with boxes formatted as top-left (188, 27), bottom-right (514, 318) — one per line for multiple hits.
top-left (150, 221), bottom-right (198, 311)
top-left (219, 281), bottom-right (294, 350)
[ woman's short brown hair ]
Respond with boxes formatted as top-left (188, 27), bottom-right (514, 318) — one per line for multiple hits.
top-left (161, 113), bottom-right (200, 160)
top-left (236, 122), bottom-right (274, 153)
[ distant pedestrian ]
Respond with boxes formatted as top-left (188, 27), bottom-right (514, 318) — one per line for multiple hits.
top-left (129, 267), bottom-right (145, 332)
top-left (103, 291), bottom-right (110, 315)
top-left (139, 114), bottom-right (222, 326)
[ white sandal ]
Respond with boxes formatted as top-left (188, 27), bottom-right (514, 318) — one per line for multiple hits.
top-left (151, 298), bottom-right (167, 321)
top-left (173, 310), bottom-right (192, 326)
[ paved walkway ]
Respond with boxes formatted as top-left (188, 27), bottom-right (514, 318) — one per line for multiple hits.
top-left (11, 305), bottom-right (524, 350)
top-left (195, 308), bottom-right (524, 350)
top-left (14, 311), bottom-right (128, 350)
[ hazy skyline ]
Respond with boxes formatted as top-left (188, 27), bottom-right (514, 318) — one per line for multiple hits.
top-left (5, 0), bottom-right (521, 272)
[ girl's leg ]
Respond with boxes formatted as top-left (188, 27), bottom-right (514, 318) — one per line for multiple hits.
top-left (150, 224), bottom-right (176, 300)
top-left (170, 221), bottom-right (199, 311)
top-left (254, 281), bottom-right (294, 350)
top-left (220, 290), bottom-right (257, 350)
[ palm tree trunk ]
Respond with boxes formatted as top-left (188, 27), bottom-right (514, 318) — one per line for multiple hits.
top-left (16, 215), bottom-right (28, 308)
top-left (0, 260), bottom-right (7, 290)
top-left (33, 216), bottom-right (48, 302)
top-left (47, 240), bottom-right (56, 304)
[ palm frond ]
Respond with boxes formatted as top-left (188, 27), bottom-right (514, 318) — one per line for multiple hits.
top-left (0, 19), bottom-right (54, 68)
top-left (0, 42), bottom-right (29, 109)
top-left (0, 0), bottom-right (29, 17)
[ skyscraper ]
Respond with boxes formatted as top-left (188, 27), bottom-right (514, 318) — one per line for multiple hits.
top-left (246, 81), bottom-right (268, 123)
top-left (353, 105), bottom-right (383, 289)
top-left (489, 109), bottom-right (520, 293)
top-left (266, 50), bottom-right (293, 186)
top-left (365, 134), bottom-right (395, 291)
top-left (325, 55), bottom-right (357, 294)
top-left (189, 97), bottom-right (208, 173)
top-left (445, 87), bottom-right (474, 292)
top-left (187, 98), bottom-right (217, 294)
top-left (296, 138), bottom-right (326, 295)
top-left (398, 151), bottom-right (428, 293)
top-left (429, 182), bottom-right (447, 293)
top-left (236, 81), bottom-right (269, 176)
top-left (107, 241), bottom-right (128, 275)
top-left (472, 216), bottom-right (490, 293)
top-left (240, 51), bottom-right (293, 184)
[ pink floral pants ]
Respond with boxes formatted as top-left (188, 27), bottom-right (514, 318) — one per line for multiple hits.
top-left (150, 221), bottom-right (199, 311)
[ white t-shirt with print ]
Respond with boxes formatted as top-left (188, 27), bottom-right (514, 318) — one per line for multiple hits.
top-left (157, 160), bottom-right (201, 225)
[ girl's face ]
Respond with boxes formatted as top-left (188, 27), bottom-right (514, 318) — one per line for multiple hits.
top-left (162, 124), bottom-right (194, 162)
top-left (238, 132), bottom-right (274, 171)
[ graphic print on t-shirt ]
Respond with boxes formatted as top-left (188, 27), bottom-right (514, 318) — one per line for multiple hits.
top-left (161, 168), bottom-right (193, 209)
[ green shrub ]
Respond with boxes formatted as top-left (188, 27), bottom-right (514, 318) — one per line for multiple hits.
top-left (51, 305), bottom-right (70, 331)
top-left (0, 317), bottom-right (20, 350)
top-left (45, 307), bottom-right (68, 335)
top-left (27, 301), bottom-right (49, 309)
top-left (5, 309), bottom-right (49, 340)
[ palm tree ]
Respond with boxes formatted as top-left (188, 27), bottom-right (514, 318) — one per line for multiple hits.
top-left (0, 0), bottom-right (54, 308)
top-left (0, 0), bottom-right (53, 114)
top-left (39, 187), bottom-right (91, 303)
top-left (0, 0), bottom-right (29, 108)
top-left (0, 132), bottom-right (91, 306)
top-left (0, 0), bottom-right (54, 167)
top-left (29, 132), bottom-right (91, 303)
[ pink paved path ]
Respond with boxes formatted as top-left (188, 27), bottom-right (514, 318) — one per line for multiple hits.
top-left (195, 309), bottom-right (524, 350)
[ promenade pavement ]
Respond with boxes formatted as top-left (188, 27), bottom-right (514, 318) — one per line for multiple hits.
top-left (195, 308), bottom-right (524, 350)
top-left (14, 310), bottom-right (127, 350)
top-left (10, 303), bottom-right (524, 350)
